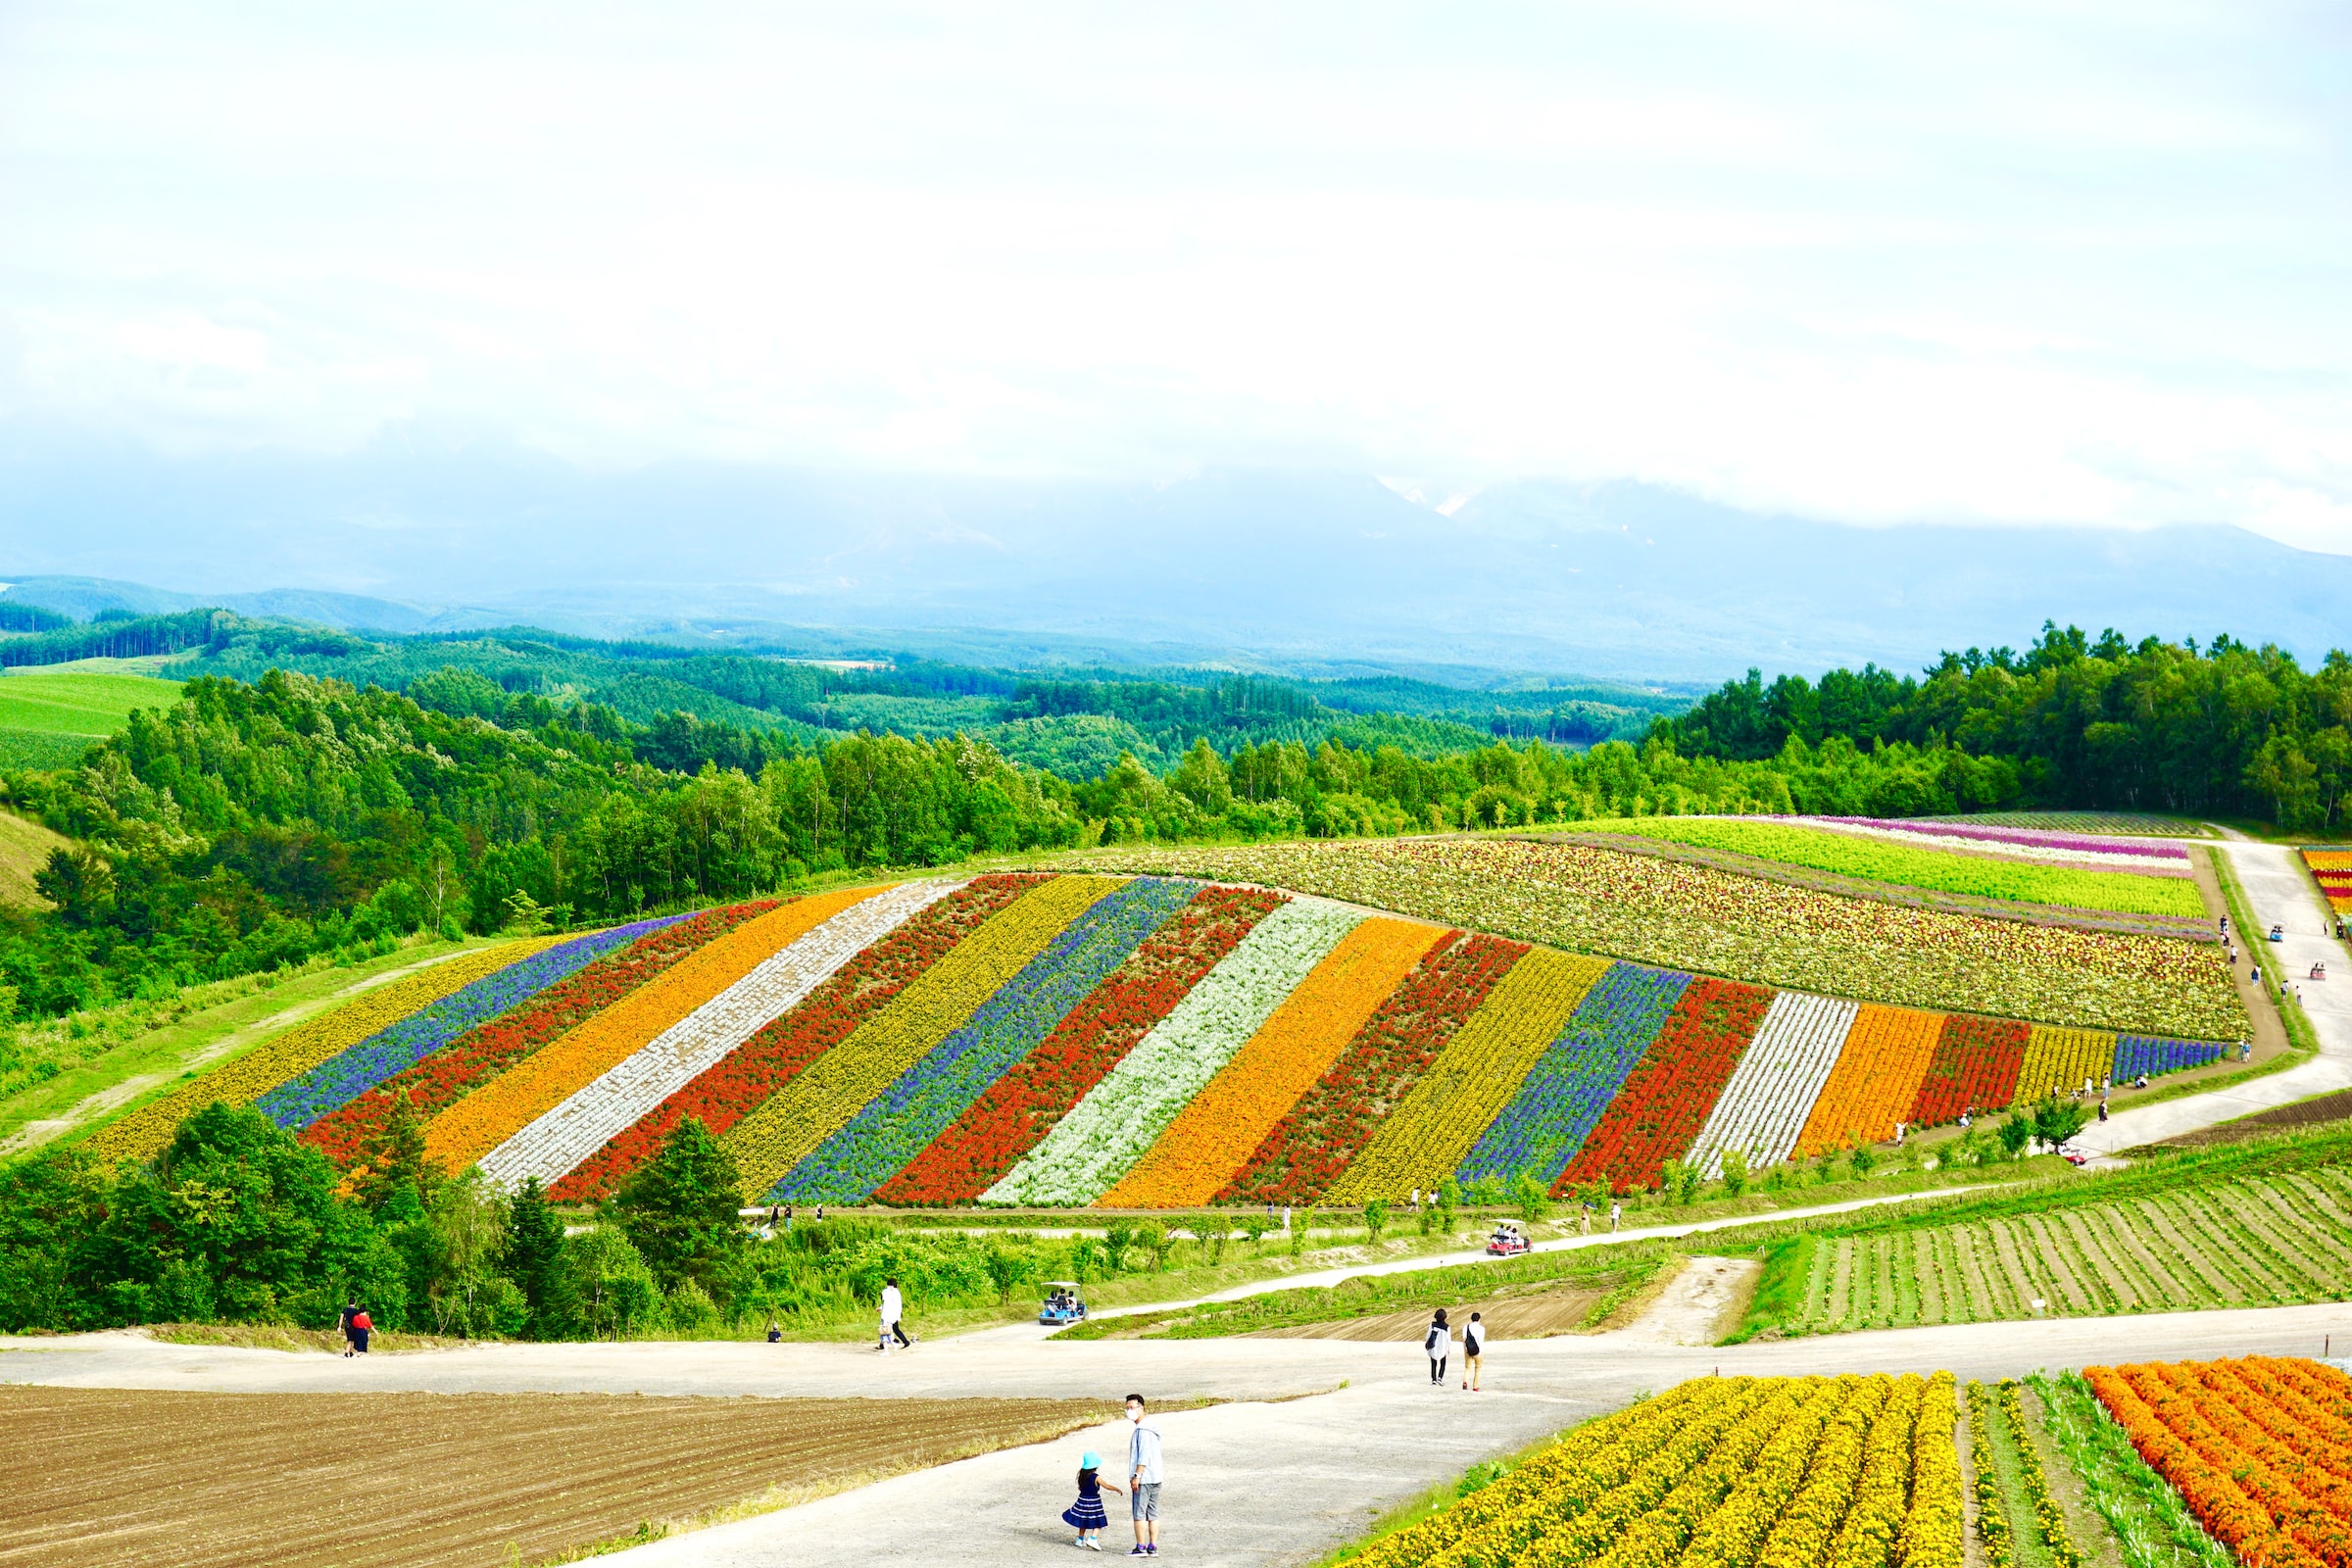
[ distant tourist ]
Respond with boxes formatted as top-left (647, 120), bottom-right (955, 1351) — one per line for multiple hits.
top-left (1461, 1312), bottom-right (1486, 1391)
top-left (339, 1298), bottom-right (365, 1357)
top-left (1609, 1200), bottom-right (1622, 1233)
top-left (2097, 1100), bottom-right (2109, 1122)
top-left (1125, 1395), bottom-right (1163, 1557)
top-left (1579, 1202), bottom-right (1592, 1236)
top-left (1424, 1308), bottom-right (1452, 1385)
top-left (1062, 1447), bottom-right (1121, 1550)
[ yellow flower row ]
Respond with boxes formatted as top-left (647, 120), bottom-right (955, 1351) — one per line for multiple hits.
top-left (88, 936), bottom-right (565, 1166)
top-left (422, 888), bottom-right (873, 1175)
top-left (722, 876), bottom-right (1122, 1200)
top-left (1571, 1379), bottom-right (1827, 1568)
top-left (1327, 949), bottom-right (1608, 1202)
top-left (1829, 1374), bottom-right (1925, 1568)
top-left (1348, 1378), bottom-right (1727, 1568)
top-left (1677, 1379), bottom-right (1861, 1568)
top-left (1898, 1374), bottom-right (1963, 1568)
top-left (1099, 917), bottom-right (1442, 1208)
top-left (2014, 1024), bottom-right (2118, 1103)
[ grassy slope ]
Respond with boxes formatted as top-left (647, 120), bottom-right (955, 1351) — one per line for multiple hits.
top-left (0, 669), bottom-right (186, 734)
top-left (0, 938), bottom-right (500, 1154)
top-left (0, 809), bottom-right (69, 909)
top-left (1591, 816), bottom-right (2206, 919)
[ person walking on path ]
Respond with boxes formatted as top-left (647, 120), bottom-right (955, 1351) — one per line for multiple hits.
top-left (1609, 1200), bottom-right (1621, 1234)
top-left (346, 1306), bottom-right (372, 1355)
top-left (339, 1299), bottom-right (364, 1357)
top-left (1579, 1203), bottom-right (1591, 1236)
top-left (1461, 1312), bottom-right (1486, 1391)
top-left (1124, 1395), bottom-right (1162, 1557)
top-left (1062, 1448), bottom-right (1121, 1550)
top-left (879, 1278), bottom-right (913, 1351)
top-left (1424, 1308), bottom-right (1452, 1385)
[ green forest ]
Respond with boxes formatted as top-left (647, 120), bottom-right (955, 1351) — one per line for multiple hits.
top-left (0, 610), bottom-right (2340, 1027)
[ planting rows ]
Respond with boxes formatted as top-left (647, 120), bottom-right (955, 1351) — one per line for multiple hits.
top-left (88, 872), bottom-right (2227, 1206)
top-left (1085, 838), bottom-right (2242, 1039)
top-left (1348, 1371), bottom-right (1961, 1568)
top-left (1790, 1165), bottom-right (2352, 1332)
top-left (1591, 815), bottom-right (2203, 916)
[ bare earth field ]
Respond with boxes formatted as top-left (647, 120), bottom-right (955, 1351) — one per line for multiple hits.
top-left (1, 1386), bottom-right (1108, 1568)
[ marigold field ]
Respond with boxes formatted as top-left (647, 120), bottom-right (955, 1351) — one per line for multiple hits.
top-left (81, 865), bottom-right (2233, 1205)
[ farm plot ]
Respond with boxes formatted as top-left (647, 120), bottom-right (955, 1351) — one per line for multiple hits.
top-left (0, 1386), bottom-right (1108, 1568)
top-left (1081, 838), bottom-right (2242, 1039)
top-left (1338, 1369), bottom-right (1961, 1568)
top-left (1788, 1165), bottom-right (2352, 1333)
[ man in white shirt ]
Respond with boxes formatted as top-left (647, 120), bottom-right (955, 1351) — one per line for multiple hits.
top-left (878, 1278), bottom-right (912, 1352)
top-left (1125, 1394), bottom-right (1163, 1556)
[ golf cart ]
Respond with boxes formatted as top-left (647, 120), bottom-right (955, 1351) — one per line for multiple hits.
top-left (1038, 1281), bottom-right (1088, 1325)
top-left (1486, 1219), bottom-right (1533, 1257)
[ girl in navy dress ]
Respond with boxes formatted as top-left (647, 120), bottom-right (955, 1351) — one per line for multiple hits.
top-left (1061, 1449), bottom-right (1121, 1549)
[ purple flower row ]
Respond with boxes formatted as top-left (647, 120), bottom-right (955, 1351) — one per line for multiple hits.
top-left (255, 914), bottom-right (691, 1131)
top-left (1807, 816), bottom-right (2188, 861)
top-left (2112, 1035), bottom-right (2225, 1079)
top-left (1455, 961), bottom-right (1691, 1190)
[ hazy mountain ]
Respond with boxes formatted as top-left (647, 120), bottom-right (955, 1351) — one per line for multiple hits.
top-left (2, 425), bottom-right (2346, 679)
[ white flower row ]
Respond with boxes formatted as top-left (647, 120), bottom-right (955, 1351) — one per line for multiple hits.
top-left (1685, 990), bottom-right (1858, 1179)
top-left (1794, 818), bottom-right (2191, 877)
top-left (980, 898), bottom-right (1359, 1206)
top-left (478, 880), bottom-right (965, 1191)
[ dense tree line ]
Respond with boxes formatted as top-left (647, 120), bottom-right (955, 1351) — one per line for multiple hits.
top-left (0, 1101), bottom-right (1130, 1338)
top-left (1663, 621), bottom-right (2352, 828)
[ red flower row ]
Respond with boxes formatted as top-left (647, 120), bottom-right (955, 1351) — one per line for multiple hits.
top-left (877, 884), bottom-right (1282, 1205)
top-left (1218, 930), bottom-right (1526, 1204)
top-left (549, 875), bottom-right (1043, 1201)
top-left (1906, 1013), bottom-right (2029, 1126)
top-left (301, 903), bottom-right (774, 1169)
top-left (1557, 976), bottom-right (1771, 1195)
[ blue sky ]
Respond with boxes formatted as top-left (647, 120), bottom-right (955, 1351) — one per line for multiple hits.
top-left (2, 2), bottom-right (2349, 552)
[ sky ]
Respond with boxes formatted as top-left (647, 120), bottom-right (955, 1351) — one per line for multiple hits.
top-left (2, 2), bottom-right (2350, 553)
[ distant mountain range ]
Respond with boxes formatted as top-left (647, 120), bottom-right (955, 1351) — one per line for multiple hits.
top-left (3, 426), bottom-right (2345, 679)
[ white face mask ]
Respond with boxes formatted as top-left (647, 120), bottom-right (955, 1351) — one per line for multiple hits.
top-left (1127, 1406), bottom-right (1143, 1422)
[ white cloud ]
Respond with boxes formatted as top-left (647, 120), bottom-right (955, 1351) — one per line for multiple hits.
top-left (1, 1), bottom-right (2348, 546)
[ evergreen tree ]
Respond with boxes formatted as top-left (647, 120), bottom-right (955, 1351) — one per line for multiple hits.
top-left (359, 1090), bottom-right (437, 1213)
top-left (503, 1176), bottom-right (568, 1338)
top-left (611, 1117), bottom-right (746, 1304)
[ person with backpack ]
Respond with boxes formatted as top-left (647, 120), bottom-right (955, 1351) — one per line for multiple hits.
top-left (1424, 1308), bottom-right (1451, 1385)
top-left (1460, 1311), bottom-right (1486, 1391)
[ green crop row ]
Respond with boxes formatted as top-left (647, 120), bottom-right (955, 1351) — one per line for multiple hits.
top-left (1586, 817), bottom-right (2206, 919)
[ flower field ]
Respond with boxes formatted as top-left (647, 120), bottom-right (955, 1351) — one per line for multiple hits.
top-left (86, 872), bottom-right (2231, 1206)
top-left (2304, 850), bottom-right (2352, 914)
top-left (2086, 1357), bottom-right (2352, 1568)
top-left (1346, 1371), bottom-right (1960, 1568)
top-left (1590, 816), bottom-right (2204, 916)
top-left (1080, 838), bottom-right (2241, 1039)
top-left (1806, 816), bottom-right (2191, 870)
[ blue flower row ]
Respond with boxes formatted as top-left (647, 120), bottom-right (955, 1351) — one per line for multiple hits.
top-left (1455, 961), bottom-right (1692, 1190)
top-left (254, 914), bottom-right (690, 1131)
top-left (768, 877), bottom-right (1199, 1203)
top-left (2111, 1035), bottom-right (2225, 1081)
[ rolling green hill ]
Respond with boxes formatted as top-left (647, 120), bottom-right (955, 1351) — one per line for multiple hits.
top-left (0, 666), bottom-right (188, 770)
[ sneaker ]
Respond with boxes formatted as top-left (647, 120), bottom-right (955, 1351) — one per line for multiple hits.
top-left (1130, 1547), bottom-right (1149, 1556)
top-left (1085, 1542), bottom-right (1102, 1552)
top-left (1146, 1548), bottom-right (1157, 1557)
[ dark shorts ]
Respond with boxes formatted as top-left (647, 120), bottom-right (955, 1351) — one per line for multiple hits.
top-left (1131, 1482), bottom-right (1160, 1521)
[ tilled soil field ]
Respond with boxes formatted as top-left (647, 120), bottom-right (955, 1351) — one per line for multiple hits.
top-left (3, 1387), bottom-right (1109, 1568)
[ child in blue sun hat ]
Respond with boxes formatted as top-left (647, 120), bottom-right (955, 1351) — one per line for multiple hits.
top-left (1062, 1447), bottom-right (1121, 1549)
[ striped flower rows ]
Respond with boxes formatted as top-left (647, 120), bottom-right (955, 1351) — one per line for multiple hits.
top-left (2306, 850), bottom-right (2352, 913)
top-left (1687, 991), bottom-right (1860, 1179)
top-left (478, 881), bottom-right (953, 1193)
top-left (94, 871), bottom-right (2236, 1206)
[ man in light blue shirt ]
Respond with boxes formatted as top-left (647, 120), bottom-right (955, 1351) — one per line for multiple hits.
top-left (1125, 1394), bottom-right (1163, 1556)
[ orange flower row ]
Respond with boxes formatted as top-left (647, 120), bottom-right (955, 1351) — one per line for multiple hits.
top-left (1098, 916), bottom-right (1443, 1207)
top-left (1793, 1004), bottom-right (1939, 1158)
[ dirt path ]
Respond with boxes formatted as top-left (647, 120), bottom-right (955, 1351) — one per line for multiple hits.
top-left (2078, 841), bottom-right (2352, 1156)
top-left (1611, 1256), bottom-right (1761, 1346)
